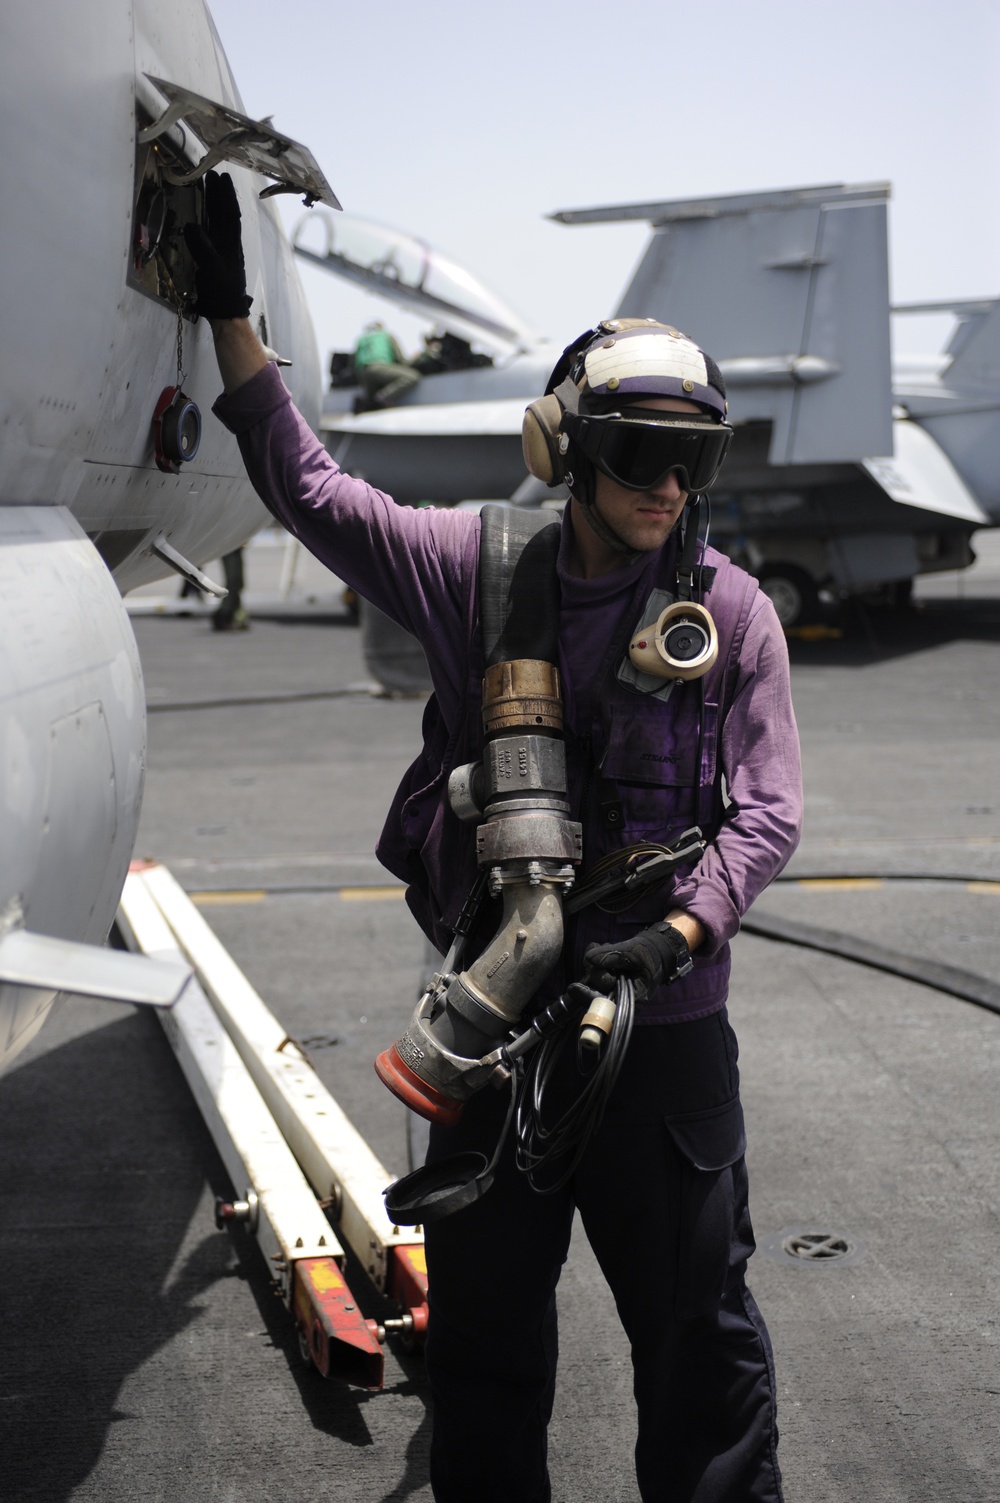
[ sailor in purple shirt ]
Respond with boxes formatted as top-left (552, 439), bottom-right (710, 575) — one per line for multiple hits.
top-left (191, 175), bottom-right (802, 1503)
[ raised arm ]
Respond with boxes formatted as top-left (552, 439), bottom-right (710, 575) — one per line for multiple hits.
top-left (212, 317), bottom-right (269, 394)
top-left (187, 173), bottom-right (479, 712)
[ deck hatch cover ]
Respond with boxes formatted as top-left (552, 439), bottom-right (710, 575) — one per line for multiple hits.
top-left (139, 76), bottom-right (340, 209)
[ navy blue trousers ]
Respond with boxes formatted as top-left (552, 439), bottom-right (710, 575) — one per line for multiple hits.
top-left (424, 1008), bottom-right (783, 1503)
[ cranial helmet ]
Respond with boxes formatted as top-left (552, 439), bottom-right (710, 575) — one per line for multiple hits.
top-left (521, 319), bottom-right (732, 556)
top-left (522, 318), bottom-right (729, 488)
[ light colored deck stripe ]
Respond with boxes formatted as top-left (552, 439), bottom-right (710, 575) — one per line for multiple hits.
top-left (338, 887), bottom-right (407, 901)
top-left (190, 890), bottom-right (267, 905)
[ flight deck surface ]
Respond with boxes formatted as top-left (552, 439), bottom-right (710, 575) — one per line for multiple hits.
top-left (2, 539), bottom-right (999, 1502)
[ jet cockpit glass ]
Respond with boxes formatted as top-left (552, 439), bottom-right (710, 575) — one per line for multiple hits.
top-left (293, 211), bottom-right (534, 353)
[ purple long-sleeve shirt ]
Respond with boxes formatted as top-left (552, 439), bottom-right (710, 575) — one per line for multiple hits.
top-left (214, 365), bottom-right (803, 1018)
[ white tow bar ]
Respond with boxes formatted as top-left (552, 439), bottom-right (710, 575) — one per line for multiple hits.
top-left (118, 863), bottom-right (428, 1388)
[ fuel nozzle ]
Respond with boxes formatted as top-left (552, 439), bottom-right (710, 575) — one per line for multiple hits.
top-left (374, 659), bottom-right (581, 1126)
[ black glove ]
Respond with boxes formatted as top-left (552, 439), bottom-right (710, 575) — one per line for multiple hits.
top-left (183, 170), bottom-right (253, 320)
top-left (584, 922), bottom-right (693, 1001)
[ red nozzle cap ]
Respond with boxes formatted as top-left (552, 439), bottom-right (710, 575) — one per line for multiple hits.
top-left (374, 1045), bottom-right (466, 1127)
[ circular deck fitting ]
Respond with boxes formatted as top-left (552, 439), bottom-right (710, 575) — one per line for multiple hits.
top-left (758, 1224), bottom-right (867, 1268)
top-left (783, 1231), bottom-right (851, 1260)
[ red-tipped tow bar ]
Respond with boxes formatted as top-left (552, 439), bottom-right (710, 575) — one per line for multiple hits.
top-left (118, 862), bottom-right (427, 1392)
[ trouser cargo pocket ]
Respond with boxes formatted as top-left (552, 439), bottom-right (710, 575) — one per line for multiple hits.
top-left (662, 1094), bottom-right (747, 1319)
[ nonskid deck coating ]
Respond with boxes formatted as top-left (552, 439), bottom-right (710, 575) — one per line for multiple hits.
top-left (2, 561), bottom-right (999, 1502)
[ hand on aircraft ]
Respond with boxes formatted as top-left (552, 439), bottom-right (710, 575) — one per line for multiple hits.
top-left (584, 921), bottom-right (693, 1000)
top-left (184, 170), bottom-right (252, 321)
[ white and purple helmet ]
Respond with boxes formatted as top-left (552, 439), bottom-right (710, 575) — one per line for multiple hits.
top-left (549, 318), bottom-right (728, 422)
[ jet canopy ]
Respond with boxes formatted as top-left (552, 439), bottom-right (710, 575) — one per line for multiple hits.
top-left (293, 210), bottom-right (536, 353)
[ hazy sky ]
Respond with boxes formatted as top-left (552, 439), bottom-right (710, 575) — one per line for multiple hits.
top-left (207, 0), bottom-right (1000, 362)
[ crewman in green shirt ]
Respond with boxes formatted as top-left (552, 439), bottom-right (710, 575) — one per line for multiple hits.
top-left (353, 320), bottom-right (421, 409)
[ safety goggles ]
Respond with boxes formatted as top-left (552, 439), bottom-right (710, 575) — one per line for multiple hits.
top-left (563, 410), bottom-right (732, 494)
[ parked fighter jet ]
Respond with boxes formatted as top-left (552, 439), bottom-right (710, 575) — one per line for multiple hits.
top-left (0, 0), bottom-right (337, 1071)
top-left (309, 184), bottom-right (996, 627)
top-left (293, 210), bottom-right (557, 501)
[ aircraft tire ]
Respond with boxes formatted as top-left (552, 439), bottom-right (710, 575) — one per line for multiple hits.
top-left (756, 563), bottom-right (820, 630)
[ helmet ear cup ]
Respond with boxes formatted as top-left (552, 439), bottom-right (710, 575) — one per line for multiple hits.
top-left (522, 394), bottom-right (568, 484)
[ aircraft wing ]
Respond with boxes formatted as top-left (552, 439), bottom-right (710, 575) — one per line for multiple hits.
top-left (321, 397), bottom-right (528, 438)
top-left (550, 183), bottom-right (894, 468)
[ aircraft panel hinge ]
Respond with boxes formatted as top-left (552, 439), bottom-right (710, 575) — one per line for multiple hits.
top-left (149, 534), bottom-right (227, 597)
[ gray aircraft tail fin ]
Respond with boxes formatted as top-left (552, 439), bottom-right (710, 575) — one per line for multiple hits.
top-left (550, 183), bottom-right (894, 465)
top-left (941, 298), bottom-right (1000, 390)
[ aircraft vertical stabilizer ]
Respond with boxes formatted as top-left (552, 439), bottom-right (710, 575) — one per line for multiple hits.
top-left (550, 184), bottom-right (894, 467)
top-left (942, 299), bottom-right (1000, 391)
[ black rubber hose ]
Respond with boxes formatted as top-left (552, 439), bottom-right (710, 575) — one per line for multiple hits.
top-left (775, 871), bottom-right (996, 885)
top-left (148, 686), bottom-right (372, 713)
top-left (168, 877), bottom-right (1000, 1019)
top-left (741, 912), bottom-right (1000, 1017)
top-left (479, 505), bottom-right (562, 667)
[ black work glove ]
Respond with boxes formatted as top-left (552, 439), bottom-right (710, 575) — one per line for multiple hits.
top-left (584, 922), bottom-right (693, 1001)
top-left (183, 170), bottom-right (253, 320)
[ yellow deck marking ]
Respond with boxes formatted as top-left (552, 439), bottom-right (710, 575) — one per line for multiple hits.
top-left (966, 881), bottom-right (1000, 894)
top-left (796, 878), bottom-right (884, 891)
top-left (786, 624), bottom-right (844, 641)
top-left (190, 890), bottom-right (267, 905)
top-left (338, 887), bottom-right (407, 901)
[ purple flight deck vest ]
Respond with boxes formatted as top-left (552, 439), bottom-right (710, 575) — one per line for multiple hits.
top-left (377, 539), bottom-right (759, 1024)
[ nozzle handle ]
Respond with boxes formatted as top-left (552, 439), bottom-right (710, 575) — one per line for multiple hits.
top-left (578, 994), bottom-right (616, 1052)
